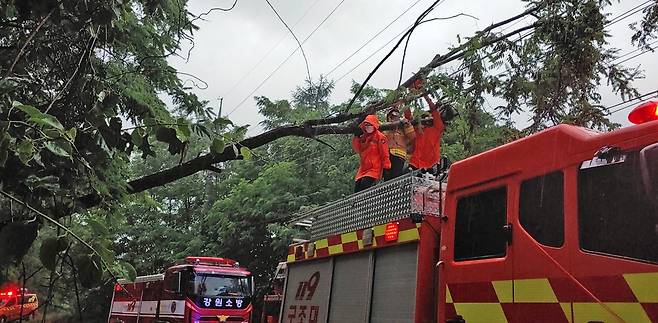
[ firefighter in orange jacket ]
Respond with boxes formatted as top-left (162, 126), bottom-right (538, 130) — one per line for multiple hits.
top-left (404, 94), bottom-right (445, 172)
top-left (383, 105), bottom-right (415, 181)
top-left (352, 115), bottom-right (391, 192)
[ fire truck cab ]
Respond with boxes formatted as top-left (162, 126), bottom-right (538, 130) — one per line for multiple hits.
top-left (0, 289), bottom-right (38, 323)
top-left (279, 115), bottom-right (658, 322)
top-left (108, 256), bottom-right (254, 323)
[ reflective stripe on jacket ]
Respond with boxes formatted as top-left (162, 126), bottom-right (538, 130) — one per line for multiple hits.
top-left (384, 121), bottom-right (415, 159)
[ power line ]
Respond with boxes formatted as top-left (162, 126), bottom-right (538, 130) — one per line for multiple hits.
top-left (325, 0), bottom-right (427, 77)
top-left (227, 0), bottom-right (347, 117)
top-left (613, 44), bottom-right (657, 66)
top-left (606, 89), bottom-right (658, 115)
top-left (264, 0), bottom-right (311, 81)
top-left (609, 39), bottom-right (658, 64)
top-left (345, 0), bottom-right (446, 110)
top-left (335, 23), bottom-right (410, 83)
top-left (222, 0), bottom-right (321, 99)
top-left (606, 0), bottom-right (654, 26)
top-left (398, 11), bottom-right (480, 87)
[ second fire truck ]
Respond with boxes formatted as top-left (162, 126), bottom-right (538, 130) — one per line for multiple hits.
top-left (108, 256), bottom-right (254, 323)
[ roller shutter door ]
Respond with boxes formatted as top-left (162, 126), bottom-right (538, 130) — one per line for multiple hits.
top-left (328, 252), bottom-right (373, 323)
top-left (370, 243), bottom-right (418, 323)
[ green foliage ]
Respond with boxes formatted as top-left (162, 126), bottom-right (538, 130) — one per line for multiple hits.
top-left (457, 0), bottom-right (645, 132)
top-left (0, 222), bottom-right (38, 265)
top-left (39, 236), bottom-right (68, 271)
top-left (76, 254), bottom-right (103, 288)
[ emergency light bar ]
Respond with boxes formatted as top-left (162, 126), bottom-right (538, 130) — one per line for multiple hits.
top-left (184, 256), bottom-right (239, 267)
top-left (628, 101), bottom-right (658, 125)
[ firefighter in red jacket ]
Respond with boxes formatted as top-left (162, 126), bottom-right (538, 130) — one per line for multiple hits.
top-left (352, 114), bottom-right (391, 192)
top-left (404, 83), bottom-right (445, 173)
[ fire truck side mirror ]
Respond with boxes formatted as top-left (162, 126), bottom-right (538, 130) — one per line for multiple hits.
top-left (640, 143), bottom-right (658, 199)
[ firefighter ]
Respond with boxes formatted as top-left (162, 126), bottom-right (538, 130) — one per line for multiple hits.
top-left (383, 104), bottom-right (415, 181)
top-left (352, 114), bottom-right (391, 192)
top-left (404, 88), bottom-right (445, 174)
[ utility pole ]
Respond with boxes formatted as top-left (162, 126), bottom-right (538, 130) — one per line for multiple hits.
top-left (218, 97), bottom-right (224, 117)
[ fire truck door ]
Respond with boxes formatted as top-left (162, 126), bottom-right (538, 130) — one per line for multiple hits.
top-left (445, 185), bottom-right (514, 323)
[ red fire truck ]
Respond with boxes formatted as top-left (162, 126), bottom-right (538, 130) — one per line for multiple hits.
top-left (278, 102), bottom-right (658, 323)
top-left (108, 256), bottom-right (254, 323)
top-left (0, 288), bottom-right (38, 322)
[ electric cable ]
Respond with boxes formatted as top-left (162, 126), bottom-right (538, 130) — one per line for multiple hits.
top-left (606, 0), bottom-right (654, 27)
top-left (222, 0), bottom-right (321, 99)
top-left (227, 0), bottom-right (347, 117)
top-left (264, 0), bottom-right (311, 81)
top-left (606, 89), bottom-right (658, 115)
top-left (325, 0), bottom-right (426, 77)
top-left (345, 0), bottom-right (448, 110)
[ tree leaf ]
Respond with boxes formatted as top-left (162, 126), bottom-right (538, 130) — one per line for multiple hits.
top-left (44, 139), bottom-right (72, 158)
top-left (122, 262), bottom-right (137, 282)
top-left (210, 138), bottom-right (225, 155)
top-left (14, 103), bottom-right (44, 119)
top-left (131, 128), bottom-right (144, 146)
top-left (0, 223), bottom-right (38, 265)
top-left (240, 146), bottom-right (252, 160)
top-left (25, 175), bottom-right (60, 191)
top-left (66, 128), bottom-right (77, 141)
top-left (76, 254), bottom-right (103, 288)
top-left (177, 117), bottom-right (191, 139)
top-left (39, 237), bottom-right (66, 271)
top-left (29, 114), bottom-right (64, 131)
top-left (213, 116), bottom-right (234, 127)
top-left (16, 139), bottom-right (34, 165)
top-left (16, 103), bottom-right (64, 130)
top-left (87, 218), bottom-right (110, 235)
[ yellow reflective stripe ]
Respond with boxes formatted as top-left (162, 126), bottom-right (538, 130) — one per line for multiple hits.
top-left (398, 228), bottom-right (420, 242)
top-left (389, 148), bottom-right (407, 158)
top-left (573, 302), bottom-right (651, 323)
top-left (514, 278), bottom-right (558, 303)
top-left (340, 231), bottom-right (358, 243)
top-left (446, 287), bottom-right (453, 303)
top-left (328, 244), bottom-right (343, 255)
top-left (314, 239), bottom-right (328, 249)
top-left (453, 303), bottom-right (508, 323)
top-left (492, 280), bottom-right (513, 303)
top-left (560, 303), bottom-right (573, 323)
top-left (286, 254), bottom-right (295, 262)
top-left (624, 272), bottom-right (658, 302)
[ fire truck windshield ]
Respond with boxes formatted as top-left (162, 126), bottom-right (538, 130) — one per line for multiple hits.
top-left (188, 274), bottom-right (251, 297)
top-left (579, 146), bottom-right (658, 264)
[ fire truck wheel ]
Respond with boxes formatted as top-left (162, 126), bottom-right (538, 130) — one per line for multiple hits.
top-left (0, 315), bottom-right (7, 323)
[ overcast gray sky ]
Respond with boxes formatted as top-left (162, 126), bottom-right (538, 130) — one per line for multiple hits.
top-left (169, 0), bottom-right (657, 134)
